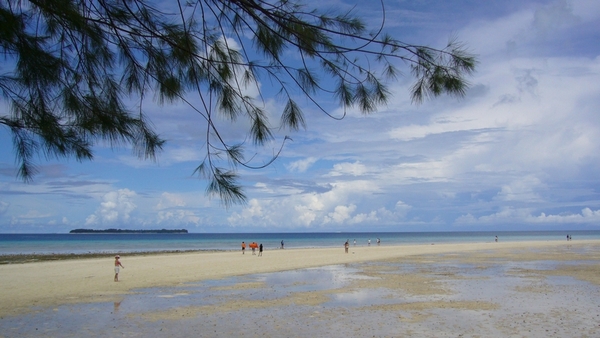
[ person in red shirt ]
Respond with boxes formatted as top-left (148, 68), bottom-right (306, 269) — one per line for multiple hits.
top-left (114, 255), bottom-right (124, 282)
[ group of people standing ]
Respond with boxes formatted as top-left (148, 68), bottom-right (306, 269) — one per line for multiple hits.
top-left (240, 240), bottom-right (285, 255)
top-left (345, 238), bottom-right (381, 253)
top-left (241, 241), bottom-right (263, 256)
top-left (366, 238), bottom-right (381, 246)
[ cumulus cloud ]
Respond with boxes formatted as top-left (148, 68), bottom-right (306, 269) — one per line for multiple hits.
top-left (495, 176), bottom-right (544, 202)
top-left (156, 192), bottom-right (187, 210)
top-left (456, 208), bottom-right (600, 226)
top-left (152, 192), bottom-right (203, 225)
top-left (323, 204), bottom-right (357, 224)
top-left (227, 199), bottom-right (267, 227)
top-left (530, 208), bottom-right (600, 223)
top-left (348, 210), bottom-right (379, 224)
top-left (85, 189), bottom-right (137, 226)
top-left (226, 181), bottom-right (412, 229)
top-left (394, 201), bottom-right (412, 216)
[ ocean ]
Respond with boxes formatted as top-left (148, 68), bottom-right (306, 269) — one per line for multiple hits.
top-left (1, 230), bottom-right (599, 255)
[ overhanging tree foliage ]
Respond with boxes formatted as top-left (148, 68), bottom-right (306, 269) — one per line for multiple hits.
top-left (0, 0), bottom-right (476, 206)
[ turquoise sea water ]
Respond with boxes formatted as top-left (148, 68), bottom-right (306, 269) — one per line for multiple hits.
top-left (1, 230), bottom-right (599, 255)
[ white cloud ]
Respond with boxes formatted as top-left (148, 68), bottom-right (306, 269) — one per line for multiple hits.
top-left (458, 9), bottom-right (534, 57)
top-left (287, 157), bottom-right (317, 173)
top-left (157, 210), bottom-right (201, 225)
top-left (455, 207), bottom-right (534, 225)
top-left (532, 0), bottom-right (580, 34)
top-left (85, 189), bottom-right (138, 226)
top-left (456, 208), bottom-right (600, 226)
top-left (495, 176), bottom-right (544, 202)
top-left (328, 161), bottom-right (368, 177)
top-left (164, 147), bottom-right (203, 164)
top-left (348, 210), bottom-right (379, 224)
top-left (383, 160), bottom-right (449, 184)
top-left (323, 204), bottom-right (357, 224)
top-left (2, 0), bottom-right (600, 233)
top-left (394, 201), bottom-right (412, 217)
top-left (226, 180), bottom-right (413, 229)
top-left (530, 208), bottom-right (600, 223)
top-left (457, 0), bottom-right (590, 58)
top-left (156, 192), bottom-right (187, 210)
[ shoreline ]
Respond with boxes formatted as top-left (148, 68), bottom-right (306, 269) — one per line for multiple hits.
top-left (1, 239), bottom-right (598, 318)
top-left (0, 249), bottom-right (228, 265)
top-left (0, 235), bottom-right (582, 264)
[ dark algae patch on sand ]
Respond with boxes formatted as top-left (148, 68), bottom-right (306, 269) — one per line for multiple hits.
top-left (0, 250), bottom-right (208, 265)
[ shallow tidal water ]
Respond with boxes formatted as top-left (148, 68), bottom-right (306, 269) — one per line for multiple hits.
top-left (2, 255), bottom-right (599, 338)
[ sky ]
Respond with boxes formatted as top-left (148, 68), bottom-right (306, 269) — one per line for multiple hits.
top-left (1, 0), bottom-right (599, 233)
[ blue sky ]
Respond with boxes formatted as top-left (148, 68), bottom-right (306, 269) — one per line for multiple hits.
top-left (1, 0), bottom-right (599, 233)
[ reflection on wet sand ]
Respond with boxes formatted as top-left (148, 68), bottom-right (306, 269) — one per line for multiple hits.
top-left (113, 299), bottom-right (122, 314)
top-left (2, 244), bottom-right (600, 337)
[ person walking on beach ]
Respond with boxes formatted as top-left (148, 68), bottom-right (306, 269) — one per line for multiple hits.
top-left (242, 241), bottom-right (246, 254)
top-left (377, 238), bottom-right (380, 246)
top-left (368, 239), bottom-right (371, 246)
top-left (114, 255), bottom-right (124, 282)
top-left (495, 236), bottom-right (498, 242)
top-left (353, 239), bottom-right (356, 246)
top-left (259, 243), bottom-right (263, 256)
top-left (344, 240), bottom-right (349, 253)
top-left (281, 240), bottom-right (284, 249)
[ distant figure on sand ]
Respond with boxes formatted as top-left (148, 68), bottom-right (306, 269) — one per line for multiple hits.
top-left (353, 239), bottom-right (356, 246)
top-left (368, 239), bottom-right (371, 246)
top-left (259, 243), bottom-right (263, 256)
top-left (377, 238), bottom-right (380, 246)
top-left (344, 240), bottom-right (349, 253)
top-left (241, 241), bottom-right (246, 254)
top-left (495, 236), bottom-right (498, 242)
top-left (281, 240), bottom-right (284, 249)
top-left (114, 255), bottom-right (124, 282)
top-left (250, 242), bottom-right (258, 255)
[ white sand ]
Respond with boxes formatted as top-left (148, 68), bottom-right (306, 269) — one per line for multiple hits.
top-left (0, 239), bottom-right (596, 317)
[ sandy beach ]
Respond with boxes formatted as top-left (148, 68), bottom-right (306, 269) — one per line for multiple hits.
top-left (1, 240), bottom-right (600, 337)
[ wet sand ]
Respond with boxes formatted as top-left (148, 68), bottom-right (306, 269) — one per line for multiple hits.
top-left (1, 240), bottom-right (599, 337)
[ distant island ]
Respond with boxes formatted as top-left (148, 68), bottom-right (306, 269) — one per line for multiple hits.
top-left (69, 228), bottom-right (188, 234)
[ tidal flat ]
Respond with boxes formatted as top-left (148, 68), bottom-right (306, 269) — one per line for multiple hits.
top-left (1, 243), bottom-right (599, 337)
